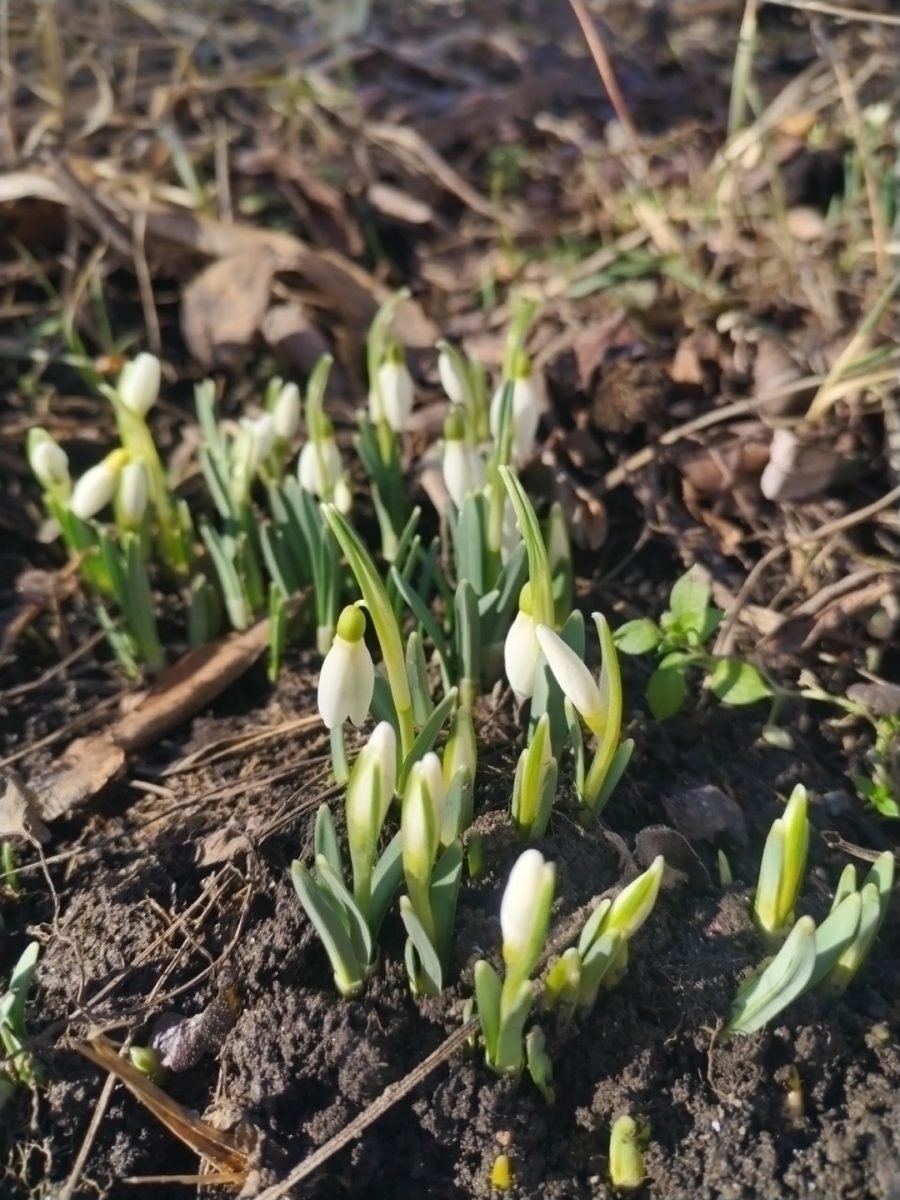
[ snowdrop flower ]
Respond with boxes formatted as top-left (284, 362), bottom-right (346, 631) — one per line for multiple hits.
top-left (118, 353), bottom-right (161, 417)
top-left (500, 848), bottom-right (555, 976)
top-left (245, 413), bottom-right (275, 461)
top-left (333, 473), bottom-right (353, 515)
top-left (70, 450), bottom-right (127, 520)
top-left (118, 460), bottom-right (149, 527)
top-left (317, 604), bottom-right (375, 729)
top-left (27, 429), bottom-right (69, 491)
top-left (535, 623), bottom-right (605, 734)
top-left (504, 583), bottom-right (541, 700)
top-left (437, 344), bottom-right (465, 405)
top-left (298, 421), bottom-right (344, 500)
top-left (442, 408), bottom-right (485, 507)
top-left (489, 355), bottom-right (540, 462)
top-left (272, 382), bottom-right (301, 442)
top-left (370, 344), bottom-right (414, 432)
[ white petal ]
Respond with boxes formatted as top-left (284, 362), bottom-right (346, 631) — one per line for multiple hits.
top-left (438, 350), bottom-right (464, 404)
top-left (535, 625), bottom-right (602, 725)
top-left (504, 610), bottom-right (541, 700)
top-left (490, 377), bottom-right (540, 462)
top-left (442, 441), bottom-right (483, 507)
top-left (378, 361), bottom-right (414, 432)
top-left (249, 413), bottom-right (275, 459)
top-left (30, 439), bottom-right (69, 488)
top-left (118, 461), bottom-right (148, 524)
top-left (500, 848), bottom-right (548, 957)
top-left (345, 640), bottom-right (375, 727)
top-left (317, 637), bottom-right (355, 728)
top-left (273, 382), bottom-right (301, 440)
top-left (298, 441), bottom-right (320, 494)
top-left (419, 751), bottom-right (446, 831)
top-left (119, 353), bottom-right (161, 416)
top-left (70, 461), bottom-right (119, 520)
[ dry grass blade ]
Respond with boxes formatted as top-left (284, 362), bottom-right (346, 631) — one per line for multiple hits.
top-left (806, 271), bottom-right (900, 421)
top-left (765, 0), bottom-right (900, 25)
top-left (73, 1035), bottom-right (250, 1180)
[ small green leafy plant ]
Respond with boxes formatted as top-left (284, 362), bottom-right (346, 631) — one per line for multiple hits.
top-left (614, 567), bottom-right (771, 720)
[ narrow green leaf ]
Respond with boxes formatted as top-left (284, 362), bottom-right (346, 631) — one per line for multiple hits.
top-left (809, 892), bottom-right (861, 989)
top-left (290, 863), bottom-right (364, 997)
top-left (314, 855), bottom-right (374, 971)
top-left (314, 805), bottom-right (343, 881)
top-left (724, 915), bottom-right (817, 1037)
top-left (400, 895), bottom-right (444, 995)
top-left (474, 960), bottom-right (502, 1061)
top-left (370, 833), bottom-right (404, 935)
top-left (399, 687), bottom-right (459, 790)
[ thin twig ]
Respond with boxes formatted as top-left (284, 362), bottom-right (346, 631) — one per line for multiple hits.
top-left (567, 0), bottom-right (641, 154)
top-left (714, 483), bottom-right (900, 654)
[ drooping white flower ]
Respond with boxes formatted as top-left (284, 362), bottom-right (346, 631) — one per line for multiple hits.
top-left (500, 848), bottom-right (555, 974)
top-left (272, 382), bottom-right (301, 442)
top-left (118, 460), bottom-right (149, 527)
top-left (370, 350), bottom-right (414, 432)
top-left (118, 353), bottom-right (161, 417)
top-left (333, 473), bottom-right (353, 515)
top-left (504, 583), bottom-right (541, 700)
top-left (70, 451), bottom-right (126, 520)
top-left (27, 430), bottom-right (69, 490)
top-left (244, 413), bottom-right (275, 461)
top-left (442, 408), bottom-right (485, 507)
top-left (298, 436), bottom-right (343, 499)
top-left (489, 363), bottom-right (540, 462)
top-left (535, 624), bottom-right (602, 728)
top-left (437, 346), bottom-right (465, 405)
top-left (317, 605), bottom-right (375, 729)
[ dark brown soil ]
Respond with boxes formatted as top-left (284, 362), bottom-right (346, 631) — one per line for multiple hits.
top-left (3, 661), bottom-right (898, 1200)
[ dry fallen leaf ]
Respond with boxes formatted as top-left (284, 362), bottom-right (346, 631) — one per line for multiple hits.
top-left (0, 770), bottom-right (51, 844)
top-left (32, 618), bottom-right (272, 820)
top-left (181, 250), bottom-right (280, 369)
top-left (74, 1034), bottom-right (251, 1179)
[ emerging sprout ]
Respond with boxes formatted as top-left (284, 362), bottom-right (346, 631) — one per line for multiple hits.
top-left (544, 857), bottom-right (665, 1012)
top-left (317, 605), bottom-right (375, 729)
top-left (609, 1115), bottom-right (646, 1192)
top-left (511, 713), bottom-right (558, 840)
top-left (752, 784), bottom-right (809, 941)
top-left (474, 850), bottom-right (556, 1075)
top-left (400, 753), bottom-right (462, 995)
